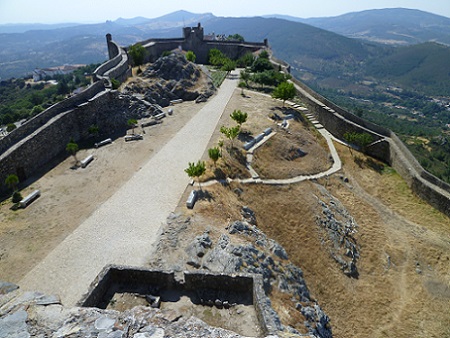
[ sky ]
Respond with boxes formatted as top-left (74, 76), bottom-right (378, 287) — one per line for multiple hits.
top-left (1, 0), bottom-right (450, 24)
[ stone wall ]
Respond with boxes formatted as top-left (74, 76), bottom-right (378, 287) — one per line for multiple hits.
top-left (78, 265), bottom-right (278, 336)
top-left (133, 24), bottom-right (266, 65)
top-left (0, 89), bottom-right (137, 195)
top-left (96, 37), bottom-right (131, 84)
top-left (0, 81), bottom-right (105, 156)
top-left (287, 68), bottom-right (450, 217)
top-left (0, 36), bottom-right (133, 196)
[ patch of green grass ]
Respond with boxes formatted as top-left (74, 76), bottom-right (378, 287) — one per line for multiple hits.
top-left (211, 71), bottom-right (227, 88)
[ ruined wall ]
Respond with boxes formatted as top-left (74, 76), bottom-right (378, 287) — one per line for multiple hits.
top-left (79, 265), bottom-right (277, 336)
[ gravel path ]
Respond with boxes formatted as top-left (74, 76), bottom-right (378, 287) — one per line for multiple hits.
top-left (19, 73), bottom-right (238, 306)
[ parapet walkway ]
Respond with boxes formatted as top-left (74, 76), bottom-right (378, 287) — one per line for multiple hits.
top-left (18, 72), bottom-right (240, 306)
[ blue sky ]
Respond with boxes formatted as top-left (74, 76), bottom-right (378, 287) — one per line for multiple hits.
top-left (0, 0), bottom-right (449, 24)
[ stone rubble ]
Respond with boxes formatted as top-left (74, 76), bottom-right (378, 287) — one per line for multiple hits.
top-left (0, 290), bottom-right (259, 338)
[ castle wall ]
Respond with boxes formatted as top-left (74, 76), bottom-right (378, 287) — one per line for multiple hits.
top-left (0, 90), bottom-right (132, 194)
top-left (288, 69), bottom-right (450, 217)
top-left (96, 39), bottom-right (131, 84)
top-left (0, 81), bottom-right (105, 156)
top-left (136, 24), bottom-right (266, 65)
top-left (0, 36), bottom-right (133, 195)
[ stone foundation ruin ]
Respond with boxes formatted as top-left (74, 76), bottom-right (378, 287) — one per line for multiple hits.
top-left (79, 265), bottom-right (280, 336)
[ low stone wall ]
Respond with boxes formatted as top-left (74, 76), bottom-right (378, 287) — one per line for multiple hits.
top-left (78, 265), bottom-right (277, 335)
top-left (79, 265), bottom-right (176, 308)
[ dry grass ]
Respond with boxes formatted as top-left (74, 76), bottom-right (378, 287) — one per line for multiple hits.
top-left (190, 140), bottom-right (450, 338)
top-left (252, 122), bottom-right (331, 179)
top-left (2, 83), bottom-right (449, 337)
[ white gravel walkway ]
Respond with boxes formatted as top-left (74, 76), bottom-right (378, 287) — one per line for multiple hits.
top-left (19, 73), bottom-right (238, 306)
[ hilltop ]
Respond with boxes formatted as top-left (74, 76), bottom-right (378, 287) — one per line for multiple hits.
top-left (1, 74), bottom-right (449, 337)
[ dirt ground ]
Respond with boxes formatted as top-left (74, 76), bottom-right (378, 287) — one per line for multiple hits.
top-left (0, 99), bottom-right (206, 283)
top-left (1, 87), bottom-right (449, 338)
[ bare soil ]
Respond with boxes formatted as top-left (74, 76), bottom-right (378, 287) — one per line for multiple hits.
top-left (0, 99), bottom-right (205, 283)
top-left (1, 86), bottom-right (449, 338)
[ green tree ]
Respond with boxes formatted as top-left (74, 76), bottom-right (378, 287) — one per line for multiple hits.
top-left (88, 124), bottom-right (100, 140)
top-left (272, 81), bottom-right (296, 106)
top-left (208, 48), bottom-right (225, 67)
top-left (259, 50), bottom-right (269, 59)
top-left (185, 160), bottom-right (206, 190)
top-left (238, 81), bottom-right (246, 95)
top-left (230, 109), bottom-right (248, 127)
top-left (218, 139), bottom-right (224, 156)
top-left (127, 118), bottom-right (138, 134)
top-left (66, 139), bottom-right (79, 165)
top-left (343, 132), bottom-right (374, 152)
top-left (221, 59), bottom-right (236, 72)
top-left (5, 174), bottom-right (19, 192)
top-left (208, 147), bottom-right (222, 167)
top-left (186, 51), bottom-right (196, 63)
top-left (110, 78), bottom-right (120, 90)
top-left (237, 52), bottom-right (255, 68)
top-left (31, 105), bottom-right (44, 116)
top-left (227, 34), bottom-right (245, 42)
top-left (240, 70), bottom-right (251, 88)
top-left (251, 57), bottom-right (273, 73)
top-left (6, 123), bottom-right (16, 133)
top-left (220, 125), bottom-right (240, 148)
top-left (128, 43), bottom-right (147, 67)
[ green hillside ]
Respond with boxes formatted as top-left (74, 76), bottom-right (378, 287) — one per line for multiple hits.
top-left (366, 42), bottom-right (450, 96)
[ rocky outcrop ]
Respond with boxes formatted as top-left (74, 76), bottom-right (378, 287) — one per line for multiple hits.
top-left (124, 53), bottom-right (215, 107)
top-left (0, 290), bottom-right (256, 338)
top-left (315, 184), bottom-right (360, 278)
top-left (158, 207), bottom-right (332, 337)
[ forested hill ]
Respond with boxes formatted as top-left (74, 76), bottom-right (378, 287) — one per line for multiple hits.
top-left (274, 8), bottom-right (450, 46)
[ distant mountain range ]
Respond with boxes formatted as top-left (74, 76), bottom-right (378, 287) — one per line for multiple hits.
top-left (1, 8), bottom-right (450, 96)
top-left (269, 8), bottom-right (450, 46)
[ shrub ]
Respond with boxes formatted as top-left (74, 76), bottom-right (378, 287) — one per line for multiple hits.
top-left (6, 123), bottom-right (16, 132)
top-left (111, 78), bottom-right (120, 90)
top-left (12, 191), bottom-right (22, 203)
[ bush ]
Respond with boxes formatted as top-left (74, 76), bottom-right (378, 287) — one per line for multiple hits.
top-left (12, 191), bottom-right (22, 203)
top-left (110, 78), bottom-right (120, 90)
top-left (6, 123), bottom-right (16, 132)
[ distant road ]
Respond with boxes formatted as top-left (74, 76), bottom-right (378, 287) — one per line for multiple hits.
top-left (19, 72), bottom-right (238, 306)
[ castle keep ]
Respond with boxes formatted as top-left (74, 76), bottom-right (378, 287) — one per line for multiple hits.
top-left (113, 23), bottom-right (268, 65)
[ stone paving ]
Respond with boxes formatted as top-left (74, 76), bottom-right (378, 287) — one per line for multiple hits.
top-left (18, 72), bottom-right (239, 307)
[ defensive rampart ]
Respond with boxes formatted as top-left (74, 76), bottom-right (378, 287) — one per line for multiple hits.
top-left (133, 23), bottom-right (267, 65)
top-left (283, 64), bottom-right (450, 217)
top-left (0, 35), bottom-right (132, 195)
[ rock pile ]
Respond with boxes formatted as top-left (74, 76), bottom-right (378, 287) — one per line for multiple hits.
top-left (315, 184), bottom-right (360, 278)
top-left (124, 53), bottom-right (215, 107)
